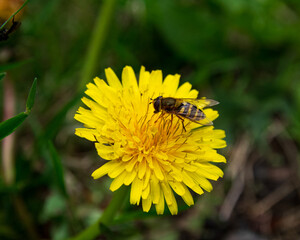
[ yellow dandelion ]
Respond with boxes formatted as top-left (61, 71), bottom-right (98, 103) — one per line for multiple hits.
top-left (74, 66), bottom-right (226, 215)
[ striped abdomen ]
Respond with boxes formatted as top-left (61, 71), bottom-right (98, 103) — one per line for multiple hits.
top-left (177, 103), bottom-right (205, 121)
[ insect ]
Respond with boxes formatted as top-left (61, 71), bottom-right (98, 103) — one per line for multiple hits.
top-left (152, 96), bottom-right (219, 131)
top-left (0, 17), bottom-right (21, 41)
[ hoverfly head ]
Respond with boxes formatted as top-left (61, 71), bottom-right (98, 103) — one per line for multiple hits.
top-left (153, 96), bottom-right (163, 113)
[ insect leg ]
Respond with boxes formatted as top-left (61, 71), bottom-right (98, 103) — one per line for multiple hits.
top-left (93, 135), bottom-right (99, 143)
top-left (166, 114), bottom-right (174, 136)
top-left (175, 115), bottom-right (186, 132)
top-left (154, 111), bottom-right (165, 124)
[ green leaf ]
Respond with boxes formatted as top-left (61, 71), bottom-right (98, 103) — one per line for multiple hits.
top-left (26, 78), bottom-right (37, 113)
top-left (0, 72), bottom-right (6, 81)
top-left (0, 112), bottom-right (28, 140)
top-left (47, 141), bottom-right (67, 197)
top-left (0, 78), bottom-right (37, 140)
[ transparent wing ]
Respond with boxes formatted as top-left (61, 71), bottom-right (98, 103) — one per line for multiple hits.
top-left (181, 98), bottom-right (219, 109)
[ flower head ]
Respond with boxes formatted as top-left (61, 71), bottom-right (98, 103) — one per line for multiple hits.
top-left (75, 66), bottom-right (226, 215)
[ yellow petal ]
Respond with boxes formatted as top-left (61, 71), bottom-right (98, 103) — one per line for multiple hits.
top-left (142, 183), bottom-right (150, 199)
top-left (84, 82), bottom-right (104, 106)
top-left (122, 66), bottom-right (139, 97)
top-left (150, 175), bottom-right (160, 204)
top-left (169, 165), bottom-right (183, 182)
top-left (213, 129), bottom-right (226, 139)
top-left (75, 107), bottom-right (103, 127)
top-left (183, 163), bottom-right (198, 172)
top-left (105, 67), bottom-right (122, 90)
top-left (161, 182), bottom-right (178, 215)
top-left (142, 196), bottom-right (152, 212)
top-left (122, 155), bottom-right (133, 162)
top-left (130, 177), bottom-right (143, 205)
top-left (139, 66), bottom-right (151, 94)
top-left (148, 70), bottom-right (163, 98)
top-left (169, 181), bottom-right (186, 196)
top-left (155, 189), bottom-right (165, 215)
top-left (146, 155), bottom-right (154, 169)
top-left (199, 151), bottom-right (227, 163)
top-left (81, 97), bottom-right (108, 121)
top-left (143, 167), bottom-right (151, 190)
top-left (138, 159), bottom-right (147, 179)
top-left (109, 171), bottom-right (127, 191)
top-left (195, 163), bottom-right (224, 179)
top-left (75, 128), bottom-right (98, 141)
top-left (190, 184), bottom-right (204, 195)
top-left (124, 170), bottom-right (137, 185)
top-left (95, 143), bottom-right (116, 160)
top-left (91, 161), bottom-right (119, 179)
top-left (93, 78), bottom-right (118, 105)
top-left (125, 156), bottom-right (138, 172)
top-left (175, 82), bottom-right (192, 98)
top-left (167, 201), bottom-right (178, 215)
top-left (162, 74), bottom-right (180, 97)
top-left (190, 172), bottom-right (213, 192)
top-left (108, 162), bottom-right (125, 178)
top-left (161, 182), bottom-right (173, 206)
top-left (187, 89), bottom-right (198, 98)
top-left (203, 108), bottom-right (219, 122)
top-left (152, 160), bottom-right (164, 181)
top-left (209, 139), bottom-right (227, 149)
top-left (181, 185), bottom-right (194, 206)
top-left (182, 171), bottom-right (196, 189)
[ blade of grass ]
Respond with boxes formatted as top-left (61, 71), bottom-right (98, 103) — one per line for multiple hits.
top-left (26, 78), bottom-right (37, 113)
top-left (47, 140), bottom-right (67, 198)
top-left (0, 112), bottom-right (28, 140)
top-left (0, 78), bottom-right (37, 140)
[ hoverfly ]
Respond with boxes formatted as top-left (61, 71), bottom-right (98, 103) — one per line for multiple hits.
top-left (0, 17), bottom-right (21, 42)
top-left (152, 96), bottom-right (219, 131)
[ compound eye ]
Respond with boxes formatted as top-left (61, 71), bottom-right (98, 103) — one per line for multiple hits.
top-left (153, 99), bottom-right (161, 113)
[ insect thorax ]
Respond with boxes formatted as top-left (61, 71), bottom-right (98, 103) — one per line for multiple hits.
top-left (161, 98), bottom-right (178, 112)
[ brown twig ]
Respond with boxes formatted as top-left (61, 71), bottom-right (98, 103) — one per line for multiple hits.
top-left (226, 133), bottom-right (252, 179)
top-left (249, 180), bottom-right (296, 217)
top-left (219, 134), bottom-right (252, 221)
top-left (219, 170), bottom-right (245, 221)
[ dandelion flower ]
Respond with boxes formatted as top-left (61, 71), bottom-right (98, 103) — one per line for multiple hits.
top-left (74, 66), bottom-right (226, 215)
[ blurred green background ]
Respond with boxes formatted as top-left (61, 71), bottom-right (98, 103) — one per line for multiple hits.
top-left (1, 0), bottom-right (300, 239)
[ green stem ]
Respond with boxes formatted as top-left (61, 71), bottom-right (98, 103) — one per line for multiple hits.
top-left (70, 186), bottom-right (129, 240)
top-left (78, 0), bottom-right (117, 92)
